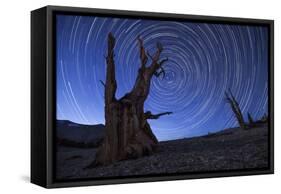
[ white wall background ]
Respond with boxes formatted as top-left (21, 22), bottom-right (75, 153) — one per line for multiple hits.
top-left (0, 0), bottom-right (279, 193)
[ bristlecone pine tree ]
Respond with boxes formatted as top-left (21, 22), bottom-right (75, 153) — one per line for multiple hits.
top-left (87, 33), bottom-right (172, 167)
top-left (225, 89), bottom-right (246, 129)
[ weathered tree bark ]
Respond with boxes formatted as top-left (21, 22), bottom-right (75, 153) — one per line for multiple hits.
top-left (87, 33), bottom-right (171, 167)
top-left (225, 89), bottom-right (246, 129)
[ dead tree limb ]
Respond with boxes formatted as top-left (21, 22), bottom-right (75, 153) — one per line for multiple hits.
top-left (247, 112), bottom-right (254, 124)
top-left (145, 111), bottom-right (173, 120)
top-left (225, 89), bottom-right (246, 129)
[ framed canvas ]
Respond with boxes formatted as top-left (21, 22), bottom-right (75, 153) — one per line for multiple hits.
top-left (31, 5), bottom-right (274, 188)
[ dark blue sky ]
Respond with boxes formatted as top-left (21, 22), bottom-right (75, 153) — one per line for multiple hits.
top-left (56, 14), bottom-right (268, 141)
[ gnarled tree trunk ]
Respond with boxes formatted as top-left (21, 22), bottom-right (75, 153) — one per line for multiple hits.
top-left (88, 33), bottom-right (171, 167)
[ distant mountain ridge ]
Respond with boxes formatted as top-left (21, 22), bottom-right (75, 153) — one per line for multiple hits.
top-left (56, 120), bottom-right (105, 148)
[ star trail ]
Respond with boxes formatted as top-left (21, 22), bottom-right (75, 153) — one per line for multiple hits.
top-left (56, 14), bottom-right (268, 141)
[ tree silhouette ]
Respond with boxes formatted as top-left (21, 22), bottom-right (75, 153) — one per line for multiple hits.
top-left (247, 112), bottom-right (254, 124)
top-left (87, 33), bottom-right (172, 167)
top-left (225, 89), bottom-right (246, 129)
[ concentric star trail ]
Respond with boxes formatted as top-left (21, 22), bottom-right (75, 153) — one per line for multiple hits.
top-left (56, 14), bottom-right (268, 141)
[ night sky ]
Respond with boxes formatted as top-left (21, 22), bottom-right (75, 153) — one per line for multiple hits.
top-left (56, 14), bottom-right (268, 141)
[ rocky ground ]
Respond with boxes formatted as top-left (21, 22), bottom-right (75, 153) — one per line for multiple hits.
top-left (56, 124), bottom-right (269, 180)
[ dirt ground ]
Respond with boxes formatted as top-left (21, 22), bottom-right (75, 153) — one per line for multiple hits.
top-left (56, 124), bottom-right (269, 180)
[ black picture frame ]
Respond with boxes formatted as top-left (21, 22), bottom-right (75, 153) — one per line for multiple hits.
top-left (31, 5), bottom-right (274, 188)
